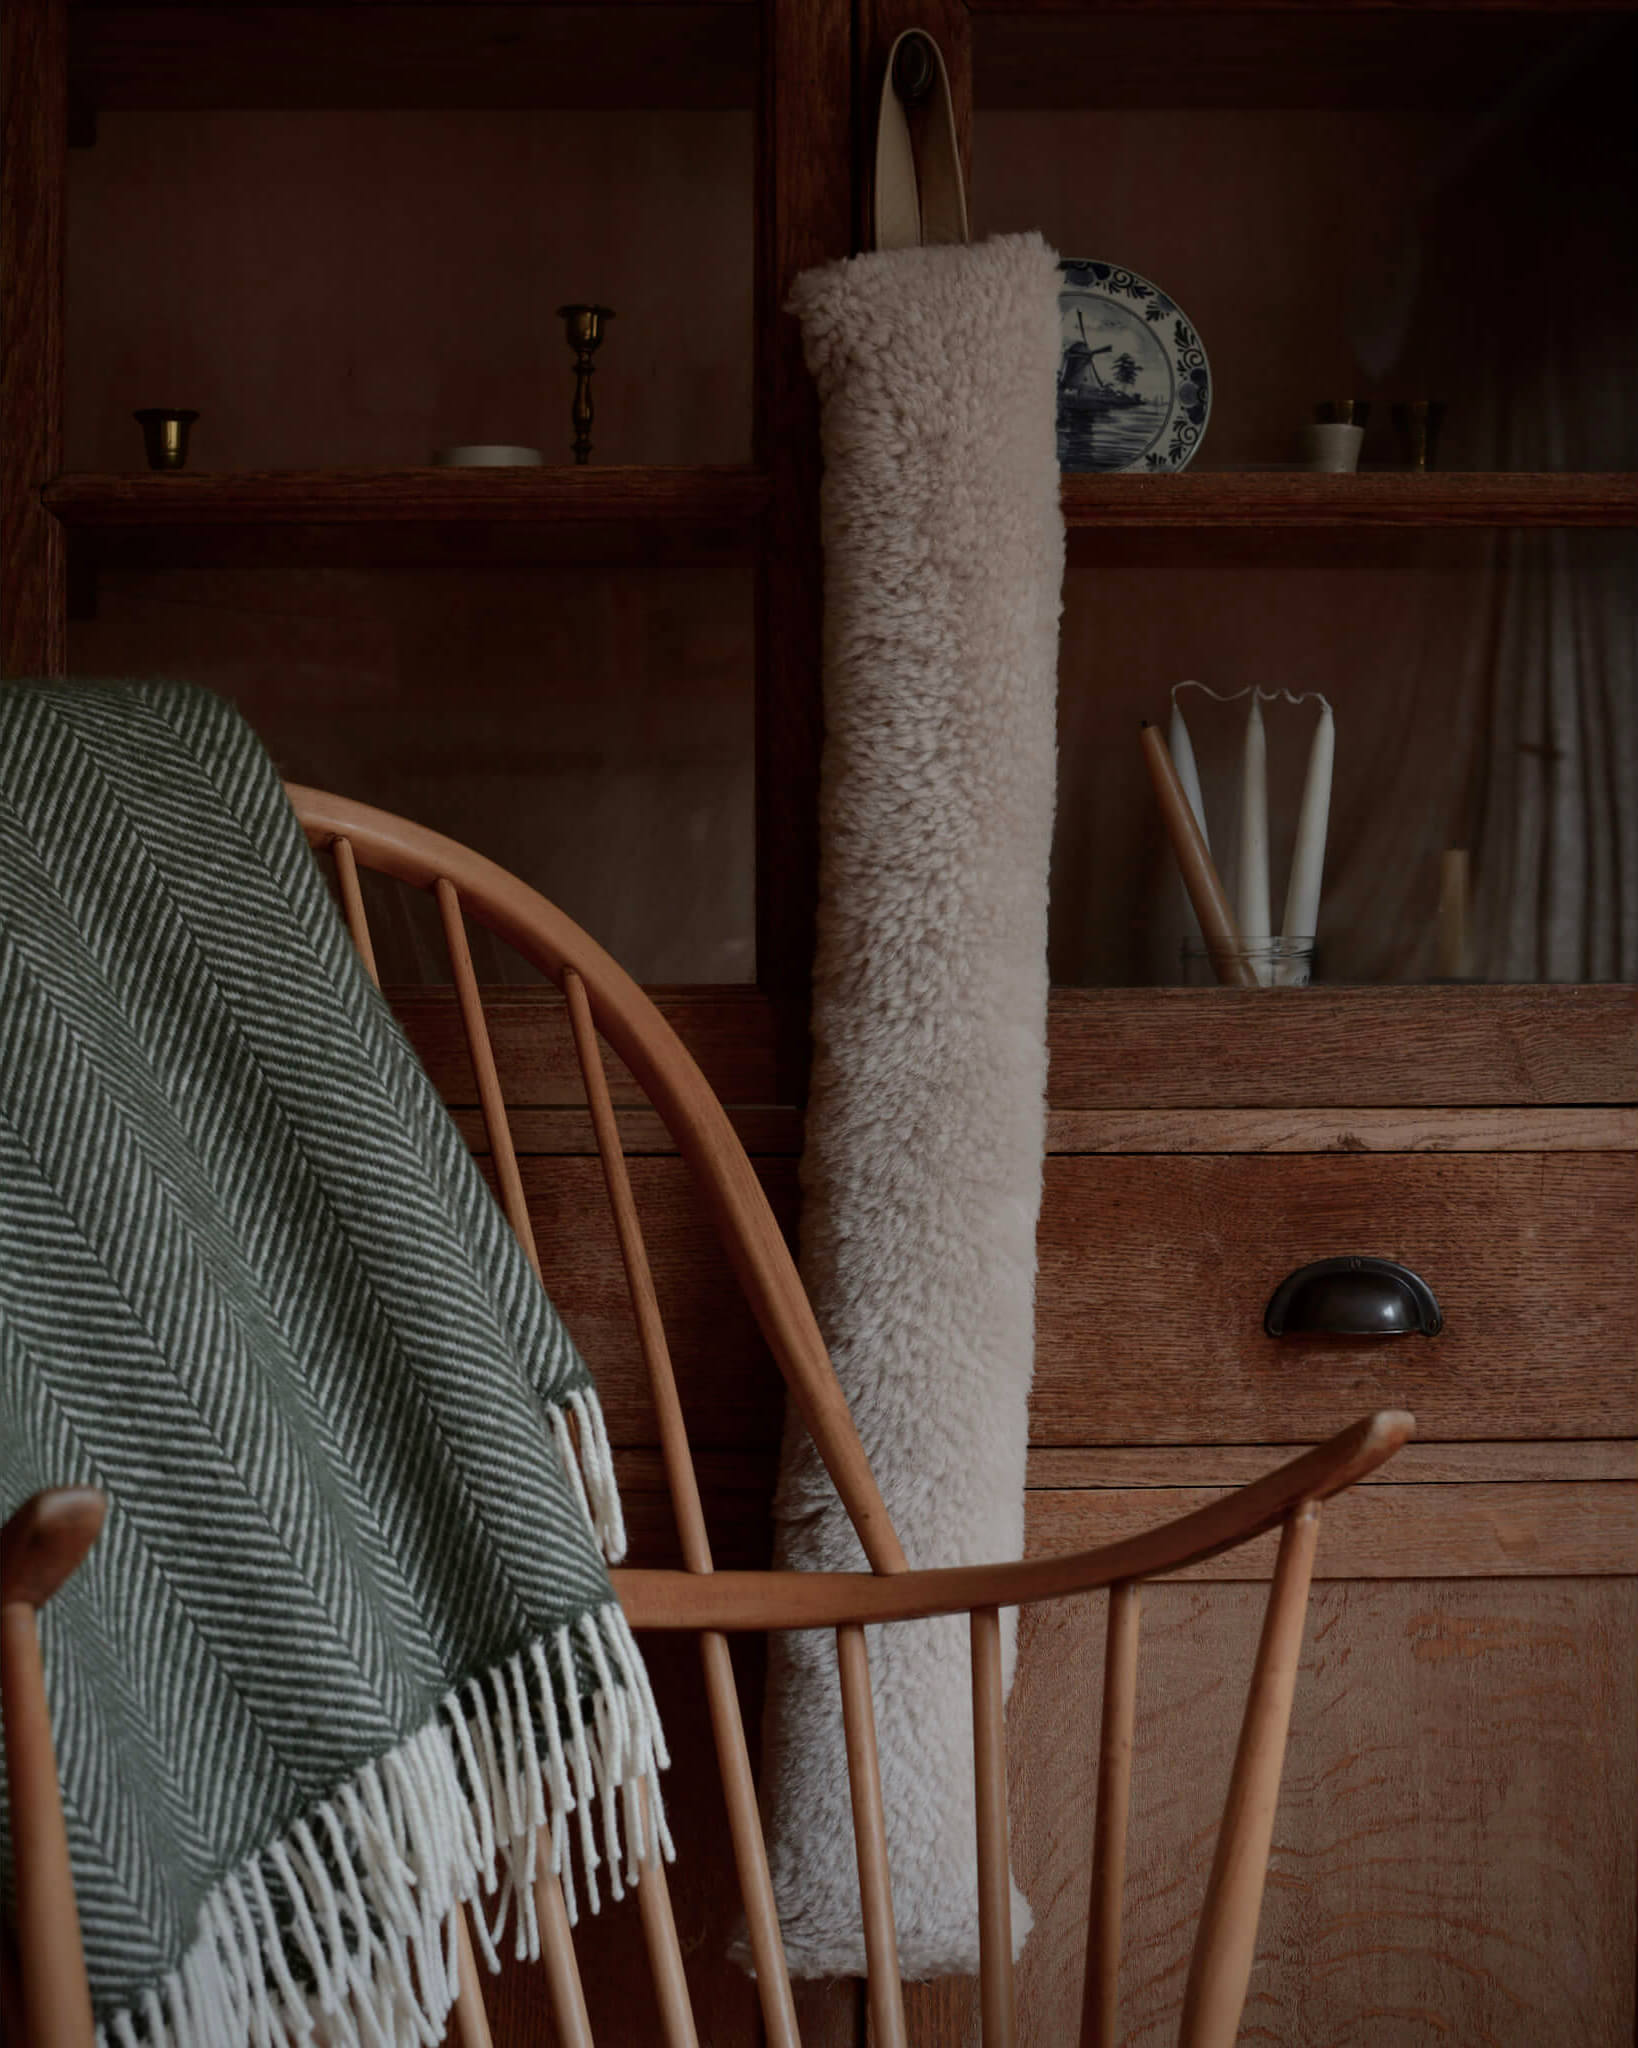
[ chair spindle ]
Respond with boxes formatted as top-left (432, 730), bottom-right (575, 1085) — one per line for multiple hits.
top-left (451, 1908), bottom-right (496, 2048)
top-left (1080, 1579), bottom-right (1140, 2048)
top-left (634, 1818), bottom-right (701, 2048)
top-left (1178, 1502), bottom-right (1322, 2048)
top-left (422, 881), bottom-right (603, 2037)
top-left (971, 1605), bottom-right (1018, 2047)
top-left (330, 835), bottom-right (380, 988)
top-left (562, 968), bottom-right (709, 1570)
top-left (535, 1862), bottom-right (598, 2048)
top-left (436, 877), bottom-right (540, 1272)
top-left (837, 1624), bottom-right (907, 2048)
top-left (561, 966), bottom-right (801, 2047)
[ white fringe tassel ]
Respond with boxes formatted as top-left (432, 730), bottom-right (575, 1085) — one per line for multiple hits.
top-left (94, 1599), bottom-right (671, 2048)
top-left (549, 1388), bottom-right (627, 1565)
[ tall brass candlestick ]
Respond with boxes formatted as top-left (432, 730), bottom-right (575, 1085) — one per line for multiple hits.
top-left (558, 304), bottom-right (613, 465)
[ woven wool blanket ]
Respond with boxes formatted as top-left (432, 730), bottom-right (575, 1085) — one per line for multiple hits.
top-left (0, 681), bottom-right (667, 2047)
top-left (757, 233), bottom-right (1064, 1976)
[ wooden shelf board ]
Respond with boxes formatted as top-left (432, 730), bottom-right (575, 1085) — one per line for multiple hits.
top-left (1062, 471), bottom-right (1638, 528)
top-left (51, 470), bottom-right (1636, 541)
top-left (971, 1), bottom-right (1634, 15)
top-left (45, 464), bottom-right (770, 526)
top-left (1044, 984), bottom-right (1638, 1109)
top-left (70, 4), bottom-right (757, 114)
top-left (392, 981), bottom-right (1637, 1114)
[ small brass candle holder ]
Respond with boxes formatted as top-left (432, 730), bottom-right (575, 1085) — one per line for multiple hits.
top-left (557, 304), bottom-right (613, 465)
top-left (1392, 399), bottom-right (1447, 472)
top-left (133, 407), bottom-right (198, 471)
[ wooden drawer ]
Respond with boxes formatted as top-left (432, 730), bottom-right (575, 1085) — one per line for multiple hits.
top-left (1033, 1151), bottom-right (1637, 1444)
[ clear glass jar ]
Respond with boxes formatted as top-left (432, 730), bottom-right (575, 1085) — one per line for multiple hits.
top-left (1180, 937), bottom-right (1316, 987)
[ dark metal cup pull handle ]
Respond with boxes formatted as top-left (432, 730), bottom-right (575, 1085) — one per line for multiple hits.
top-left (1264, 1257), bottom-right (1442, 1339)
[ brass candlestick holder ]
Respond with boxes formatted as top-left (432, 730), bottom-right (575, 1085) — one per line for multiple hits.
top-left (558, 304), bottom-right (613, 464)
top-left (133, 407), bottom-right (198, 470)
top-left (1392, 399), bottom-right (1447, 472)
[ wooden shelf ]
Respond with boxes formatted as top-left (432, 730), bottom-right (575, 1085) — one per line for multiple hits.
top-left (1061, 472), bottom-right (1638, 529)
top-left (1042, 985), bottom-right (1637, 1110)
top-left (52, 469), bottom-right (1634, 537)
top-left (971, 0), bottom-right (1632, 14)
top-left (47, 466), bottom-right (770, 570)
top-left (45, 465), bottom-right (769, 526)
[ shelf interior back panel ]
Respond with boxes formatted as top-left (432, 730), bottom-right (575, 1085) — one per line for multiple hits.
top-left (67, 107), bottom-right (753, 471)
top-left (972, 20), bottom-right (1638, 477)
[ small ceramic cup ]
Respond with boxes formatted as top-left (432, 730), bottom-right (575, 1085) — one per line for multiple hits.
top-left (1299, 422), bottom-right (1364, 474)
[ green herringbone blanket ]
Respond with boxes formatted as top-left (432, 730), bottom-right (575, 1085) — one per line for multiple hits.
top-left (0, 681), bottom-right (667, 2047)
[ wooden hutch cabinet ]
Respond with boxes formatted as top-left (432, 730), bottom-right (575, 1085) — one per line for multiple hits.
top-left (2, 1), bottom-right (1633, 2041)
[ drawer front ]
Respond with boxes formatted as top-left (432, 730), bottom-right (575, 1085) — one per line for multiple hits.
top-left (1034, 1151), bottom-right (1637, 1443)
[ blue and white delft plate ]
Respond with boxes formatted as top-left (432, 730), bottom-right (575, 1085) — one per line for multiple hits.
top-left (1056, 260), bottom-right (1210, 473)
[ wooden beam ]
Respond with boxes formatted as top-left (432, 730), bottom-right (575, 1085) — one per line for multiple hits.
top-left (753, 0), bottom-right (850, 1003)
top-left (1, 0), bottom-right (66, 678)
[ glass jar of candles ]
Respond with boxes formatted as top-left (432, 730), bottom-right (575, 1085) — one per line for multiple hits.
top-left (1181, 938), bottom-right (1316, 988)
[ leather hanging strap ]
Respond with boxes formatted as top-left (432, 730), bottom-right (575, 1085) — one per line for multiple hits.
top-left (873, 29), bottom-right (970, 253)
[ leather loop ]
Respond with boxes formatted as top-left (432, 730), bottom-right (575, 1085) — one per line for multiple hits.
top-left (873, 29), bottom-right (970, 252)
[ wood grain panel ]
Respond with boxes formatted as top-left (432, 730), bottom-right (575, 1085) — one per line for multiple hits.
top-left (1048, 1106), bottom-right (1637, 1153)
top-left (1028, 1439), bottom-right (1638, 1488)
top-left (1060, 471), bottom-right (1638, 527)
top-left (611, 1472), bottom-right (1634, 1581)
top-left (396, 987), bottom-right (800, 1109)
top-left (46, 466), bottom-right (769, 525)
top-left (611, 1441), bottom-right (1638, 1502)
top-left (1004, 1579), bottom-right (1638, 2048)
top-left (1046, 986), bottom-right (1637, 1109)
top-left (755, 0), bottom-right (852, 995)
top-left (462, 1103), bottom-right (1637, 1160)
top-left (400, 983), bottom-right (1638, 1113)
top-left (1025, 1482), bottom-right (1637, 1580)
top-left (451, 1102), bottom-right (805, 1157)
top-left (514, 1153), bottom-right (795, 1451)
top-left (1034, 1152), bottom-right (1637, 1443)
top-left (1, 0), bottom-right (66, 678)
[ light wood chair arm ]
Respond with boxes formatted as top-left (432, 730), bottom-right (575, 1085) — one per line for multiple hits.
top-left (0, 1493), bottom-right (105, 1613)
top-left (1, 1490), bottom-right (106, 2048)
top-left (613, 1411), bottom-right (1412, 1632)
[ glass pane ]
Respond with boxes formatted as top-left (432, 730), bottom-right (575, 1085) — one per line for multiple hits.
top-left (975, 12), bottom-right (1638, 473)
top-left (1052, 529), bottom-right (1637, 986)
top-left (68, 560), bottom-right (755, 985)
top-left (67, 15), bottom-right (754, 470)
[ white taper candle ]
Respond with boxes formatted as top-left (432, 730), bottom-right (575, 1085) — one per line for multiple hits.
top-left (1280, 697), bottom-right (1335, 965)
top-left (1169, 695), bottom-right (1209, 940)
top-left (1277, 696), bottom-right (1326, 937)
top-left (1238, 694), bottom-right (1271, 980)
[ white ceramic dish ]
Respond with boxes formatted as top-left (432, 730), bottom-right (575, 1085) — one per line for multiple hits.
top-left (431, 445), bottom-right (544, 467)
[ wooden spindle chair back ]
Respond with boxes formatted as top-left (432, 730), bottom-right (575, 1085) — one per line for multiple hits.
top-left (0, 789), bottom-right (1414, 2048)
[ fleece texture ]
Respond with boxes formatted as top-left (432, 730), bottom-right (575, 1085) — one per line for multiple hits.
top-left (758, 233), bottom-right (1064, 1978)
